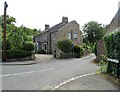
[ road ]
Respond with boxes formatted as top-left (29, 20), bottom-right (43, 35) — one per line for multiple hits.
top-left (1, 54), bottom-right (116, 90)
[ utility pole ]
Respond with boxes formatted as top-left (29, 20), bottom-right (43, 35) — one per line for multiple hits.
top-left (3, 2), bottom-right (8, 61)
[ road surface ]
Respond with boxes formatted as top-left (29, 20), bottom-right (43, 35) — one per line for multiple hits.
top-left (1, 54), bottom-right (117, 90)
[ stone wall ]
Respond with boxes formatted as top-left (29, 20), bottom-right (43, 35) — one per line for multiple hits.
top-left (96, 39), bottom-right (106, 61)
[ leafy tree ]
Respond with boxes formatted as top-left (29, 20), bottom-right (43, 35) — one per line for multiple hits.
top-left (83, 21), bottom-right (105, 44)
top-left (0, 15), bottom-right (41, 50)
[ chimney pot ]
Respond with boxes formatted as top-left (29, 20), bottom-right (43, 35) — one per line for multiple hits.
top-left (45, 24), bottom-right (49, 30)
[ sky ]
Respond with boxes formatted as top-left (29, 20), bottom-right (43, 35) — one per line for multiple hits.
top-left (0, 0), bottom-right (120, 31)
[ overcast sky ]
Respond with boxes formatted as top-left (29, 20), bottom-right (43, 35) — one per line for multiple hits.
top-left (0, 0), bottom-right (120, 30)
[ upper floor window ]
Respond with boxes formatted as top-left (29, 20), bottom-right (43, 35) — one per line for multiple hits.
top-left (74, 33), bottom-right (77, 39)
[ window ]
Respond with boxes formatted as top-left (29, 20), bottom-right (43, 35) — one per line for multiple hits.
top-left (68, 33), bottom-right (71, 39)
top-left (74, 33), bottom-right (77, 39)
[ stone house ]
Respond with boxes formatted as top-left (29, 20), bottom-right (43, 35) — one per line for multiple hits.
top-left (34, 17), bottom-right (83, 55)
top-left (106, 7), bottom-right (120, 35)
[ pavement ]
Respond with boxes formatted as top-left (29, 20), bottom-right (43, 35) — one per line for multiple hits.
top-left (0, 54), bottom-right (53, 65)
top-left (56, 74), bottom-right (119, 90)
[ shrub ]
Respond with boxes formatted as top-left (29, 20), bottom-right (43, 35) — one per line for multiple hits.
top-left (57, 39), bottom-right (72, 53)
top-left (6, 50), bottom-right (32, 59)
top-left (23, 41), bottom-right (34, 51)
top-left (73, 45), bottom-right (83, 58)
top-left (98, 60), bottom-right (108, 73)
top-left (104, 31), bottom-right (120, 60)
top-left (73, 45), bottom-right (80, 53)
top-left (103, 31), bottom-right (120, 77)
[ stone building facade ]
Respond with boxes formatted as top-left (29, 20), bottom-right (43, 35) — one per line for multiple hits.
top-left (34, 17), bottom-right (83, 54)
top-left (106, 7), bottom-right (120, 35)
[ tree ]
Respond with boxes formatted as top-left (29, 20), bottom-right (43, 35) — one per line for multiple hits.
top-left (0, 15), bottom-right (41, 50)
top-left (83, 21), bottom-right (105, 44)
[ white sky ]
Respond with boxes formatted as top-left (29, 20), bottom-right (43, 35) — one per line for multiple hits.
top-left (0, 0), bottom-right (120, 31)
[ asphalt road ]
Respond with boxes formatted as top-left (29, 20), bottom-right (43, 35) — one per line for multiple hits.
top-left (1, 54), bottom-right (113, 90)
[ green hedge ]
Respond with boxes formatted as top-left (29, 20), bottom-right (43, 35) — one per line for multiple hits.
top-left (6, 50), bottom-right (33, 59)
top-left (104, 31), bottom-right (120, 78)
top-left (57, 39), bottom-right (72, 53)
top-left (104, 31), bottom-right (120, 60)
top-left (23, 41), bottom-right (35, 51)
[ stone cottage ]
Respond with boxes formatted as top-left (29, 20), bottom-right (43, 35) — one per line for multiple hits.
top-left (106, 7), bottom-right (120, 35)
top-left (34, 17), bottom-right (83, 55)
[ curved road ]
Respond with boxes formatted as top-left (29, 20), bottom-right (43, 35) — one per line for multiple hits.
top-left (1, 54), bottom-right (117, 90)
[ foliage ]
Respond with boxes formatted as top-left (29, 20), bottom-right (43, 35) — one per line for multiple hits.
top-left (6, 50), bottom-right (32, 59)
top-left (83, 21), bottom-right (105, 44)
top-left (73, 45), bottom-right (83, 58)
top-left (92, 43), bottom-right (97, 56)
top-left (57, 39), bottom-right (72, 53)
top-left (98, 60), bottom-right (108, 73)
top-left (73, 45), bottom-right (80, 53)
top-left (23, 42), bottom-right (35, 51)
top-left (104, 31), bottom-right (120, 60)
top-left (1, 15), bottom-right (41, 50)
top-left (82, 43), bottom-right (92, 51)
top-left (1, 15), bottom-right (41, 58)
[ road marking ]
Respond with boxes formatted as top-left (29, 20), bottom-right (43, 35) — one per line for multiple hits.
top-left (0, 68), bottom-right (55, 78)
top-left (53, 72), bottom-right (95, 90)
top-left (41, 85), bottom-right (54, 90)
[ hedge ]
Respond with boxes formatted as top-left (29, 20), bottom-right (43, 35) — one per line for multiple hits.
top-left (104, 31), bottom-right (120, 77)
top-left (23, 41), bottom-right (35, 51)
top-left (6, 50), bottom-right (33, 59)
top-left (104, 31), bottom-right (120, 60)
top-left (57, 39), bottom-right (72, 53)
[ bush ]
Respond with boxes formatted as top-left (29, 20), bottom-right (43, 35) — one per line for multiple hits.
top-left (73, 45), bottom-right (80, 53)
top-left (104, 31), bottom-right (120, 60)
top-left (23, 41), bottom-right (34, 51)
top-left (98, 60), bottom-right (108, 73)
top-left (73, 45), bottom-right (83, 58)
top-left (57, 39), bottom-right (72, 53)
top-left (6, 50), bottom-right (32, 59)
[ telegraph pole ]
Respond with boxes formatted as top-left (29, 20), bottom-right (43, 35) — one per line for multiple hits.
top-left (3, 2), bottom-right (8, 61)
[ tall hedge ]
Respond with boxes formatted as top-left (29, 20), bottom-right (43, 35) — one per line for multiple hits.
top-left (104, 31), bottom-right (120, 60)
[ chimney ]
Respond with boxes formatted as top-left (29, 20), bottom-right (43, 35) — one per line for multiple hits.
top-left (62, 17), bottom-right (68, 23)
top-left (45, 24), bottom-right (49, 30)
